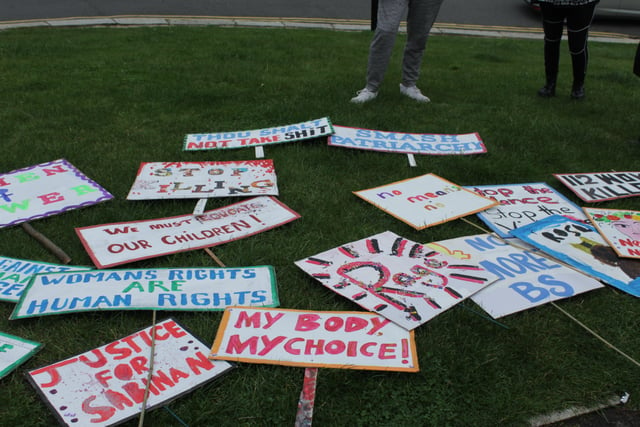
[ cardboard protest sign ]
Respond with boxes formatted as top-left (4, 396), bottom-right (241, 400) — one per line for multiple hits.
top-left (554, 171), bottom-right (640, 202)
top-left (0, 256), bottom-right (92, 303)
top-left (184, 117), bottom-right (333, 151)
top-left (28, 319), bottom-right (233, 426)
top-left (328, 125), bottom-right (485, 155)
top-left (427, 234), bottom-right (604, 319)
top-left (126, 160), bottom-right (278, 200)
top-left (0, 331), bottom-right (42, 379)
top-left (0, 159), bottom-right (113, 229)
top-left (11, 266), bottom-right (277, 319)
top-left (468, 183), bottom-right (587, 238)
top-left (209, 307), bottom-right (418, 372)
top-left (76, 196), bottom-right (300, 269)
top-left (583, 208), bottom-right (640, 259)
top-left (354, 174), bottom-right (498, 230)
top-left (510, 215), bottom-right (640, 297)
top-left (295, 231), bottom-right (496, 330)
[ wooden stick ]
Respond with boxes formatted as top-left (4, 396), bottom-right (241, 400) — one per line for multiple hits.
top-left (21, 222), bottom-right (71, 264)
top-left (203, 247), bottom-right (226, 267)
top-left (295, 368), bottom-right (318, 427)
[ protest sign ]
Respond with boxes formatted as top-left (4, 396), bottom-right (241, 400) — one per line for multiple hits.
top-left (328, 125), bottom-right (486, 155)
top-left (427, 234), bottom-right (603, 318)
top-left (126, 160), bottom-right (278, 200)
top-left (554, 171), bottom-right (640, 202)
top-left (468, 183), bottom-right (586, 238)
top-left (0, 331), bottom-right (42, 379)
top-left (354, 174), bottom-right (498, 230)
top-left (28, 319), bottom-right (233, 426)
top-left (0, 159), bottom-right (113, 229)
top-left (510, 215), bottom-right (640, 297)
top-left (209, 307), bottom-right (418, 372)
top-left (184, 118), bottom-right (333, 151)
top-left (295, 231), bottom-right (496, 330)
top-left (11, 266), bottom-right (278, 319)
top-left (583, 208), bottom-right (640, 259)
top-left (76, 196), bottom-right (300, 268)
top-left (0, 256), bottom-right (91, 303)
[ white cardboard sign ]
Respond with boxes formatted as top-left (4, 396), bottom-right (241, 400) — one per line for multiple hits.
top-left (0, 331), bottom-right (42, 379)
top-left (554, 171), bottom-right (640, 202)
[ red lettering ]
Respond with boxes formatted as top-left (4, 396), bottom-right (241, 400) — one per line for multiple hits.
top-left (378, 343), bottom-right (397, 359)
top-left (37, 192), bottom-right (64, 205)
top-left (82, 395), bottom-right (115, 423)
top-left (295, 314), bottom-right (321, 332)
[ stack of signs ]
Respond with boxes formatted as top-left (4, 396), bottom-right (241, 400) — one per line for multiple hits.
top-left (427, 234), bottom-right (604, 319)
top-left (28, 319), bottom-right (233, 426)
top-left (510, 215), bottom-right (640, 297)
top-left (11, 266), bottom-right (278, 319)
top-left (0, 331), bottom-right (42, 380)
top-left (467, 182), bottom-right (586, 238)
top-left (354, 174), bottom-right (498, 230)
top-left (209, 307), bottom-right (418, 372)
top-left (0, 159), bottom-right (113, 228)
top-left (295, 231), bottom-right (497, 330)
top-left (554, 171), bottom-right (640, 202)
top-left (583, 208), bottom-right (640, 259)
top-left (126, 160), bottom-right (278, 200)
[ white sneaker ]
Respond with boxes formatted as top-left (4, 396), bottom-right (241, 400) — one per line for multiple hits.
top-left (350, 88), bottom-right (377, 104)
top-left (400, 84), bottom-right (430, 103)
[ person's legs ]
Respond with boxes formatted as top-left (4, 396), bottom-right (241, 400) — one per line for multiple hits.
top-left (565, 2), bottom-right (597, 98)
top-left (539, 3), bottom-right (566, 97)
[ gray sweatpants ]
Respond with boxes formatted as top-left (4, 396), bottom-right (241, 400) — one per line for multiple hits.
top-left (366, 0), bottom-right (444, 91)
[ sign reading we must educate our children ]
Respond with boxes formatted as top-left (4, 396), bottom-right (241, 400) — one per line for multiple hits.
top-left (76, 196), bottom-right (300, 269)
top-left (0, 331), bottom-right (42, 380)
top-left (0, 159), bottom-right (113, 228)
top-left (209, 307), bottom-right (418, 372)
top-left (354, 174), bottom-right (498, 230)
top-left (554, 171), bottom-right (640, 202)
top-left (28, 319), bottom-right (233, 427)
top-left (11, 266), bottom-right (278, 319)
top-left (583, 208), bottom-right (640, 259)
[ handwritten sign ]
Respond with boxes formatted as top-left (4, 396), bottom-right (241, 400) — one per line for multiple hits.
top-left (0, 159), bottom-right (113, 228)
top-left (0, 256), bottom-right (92, 303)
top-left (76, 196), bottom-right (300, 269)
top-left (11, 266), bottom-right (278, 319)
top-left (296, 231), bottom-right (496, 330)
top-left (0, 331), bottom-right (42, 379)
top-left (427, 234), bottom-right (603, 319)
top-left (468, 183), bottom-right (586, 238)
top-left (354, 174), bottom-right (498, 230)
top-left (510, 215), bottom-right (640, 297)
top-left (209, 307), bottom-right (418, 372)
top-left (28, 319), bottom-right (233, 426)
top-left (583, 208), bottom-right (640, 259)
top-left (554, 171), bottom-right (640, 202)
top-left (184, 118), bottom-right (333, 151)
top-left (126, 160), bottom-right (278, 200)
top-left (328, 125), bottom-right (486, 155)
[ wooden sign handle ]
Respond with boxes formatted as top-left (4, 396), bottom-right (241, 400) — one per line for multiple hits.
top-left (21, 223), bottom-right (71, 264)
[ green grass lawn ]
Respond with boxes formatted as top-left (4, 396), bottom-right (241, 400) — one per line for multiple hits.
top-left (0, 25), bottom-right (639, 426)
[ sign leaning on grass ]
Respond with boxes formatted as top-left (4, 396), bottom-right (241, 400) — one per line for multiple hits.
top-left (554, 171), bottom-right (640, 202)
top-left (28, 318), bottom-right (234, 427)
top-left (76, 196), bottom-right (300, 269)
top-left (510, 215), bottom-right (640, 297)
top-left (0, 159), bottom-right (113, 228)
top-left (11, 266), bottom-right (278, 319)
top-left (583, 208), bottom-right (640, 259)
top-left (184, 117), bottom-right (333, 150)
top-left (209, 307), bottom-right (419, 372)
top-left (328, 125), bottom-right (486, 155)
top-left (354, 173), bottom-right (498, 230)
top-left (0, 331), bottom-right (42, 380)
top-left (126, 160), bottom-right (278, 200)
top-left (0, 255), bottom-right (92, 303)
top-left (467, 182), bottom-right (586, 238)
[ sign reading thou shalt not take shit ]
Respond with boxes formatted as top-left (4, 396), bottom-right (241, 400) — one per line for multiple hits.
top-left (0, 331), bottom-right (42, 380)
top-left (126, 160), bottom-right (278, 200)
top-left (554, 171), bottom-right (640, 202)
top-left (0, 159), bottom-right (113, 229)
top-left (27, 319), bottom-right (233, 427)
top-left (583, 208), bottom-right (640, 259)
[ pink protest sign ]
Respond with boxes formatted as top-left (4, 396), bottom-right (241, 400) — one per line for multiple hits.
top-left (583, 208), bottom-right (640, 259)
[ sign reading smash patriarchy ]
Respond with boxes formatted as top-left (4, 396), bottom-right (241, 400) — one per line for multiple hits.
top-left (554, 171), bottom-right (640, 202)
top-left (76, 196), bottom-right (300, 268)
top-left (0, 159), bottom-right (113, 228)
top-left (0, 331), bottom-right (42, 380)
top-left (184, 118), bottom-right (333, 151)
top-left (11, 266), bottom-right (278, 319)
top-left (28, 319), bottom-right (233, 426)
top-left (328, 125), bottom-right (486, 155)
top-left (354, 174), bottom-right (498, 230)
top-left (127, 160), bottom-right (278, 200)
top-left (468, 183), bottom-right (586, 238)
top-left (583, 208), bottom-right (640, 259)
top-left (209, 307), bottom-right (418, 372)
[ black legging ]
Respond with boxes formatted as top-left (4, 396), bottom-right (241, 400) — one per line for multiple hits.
top-left (540, 2), bottom-right (598, 89)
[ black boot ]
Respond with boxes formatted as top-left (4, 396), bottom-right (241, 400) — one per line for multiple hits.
top-left (570, 84), bottom-right (585, 100)
top-left (538, 82), bottom-right (556, 98)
